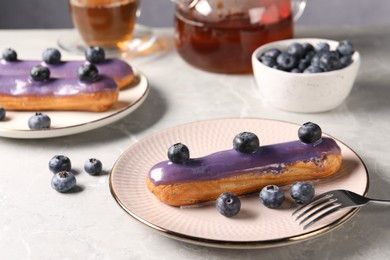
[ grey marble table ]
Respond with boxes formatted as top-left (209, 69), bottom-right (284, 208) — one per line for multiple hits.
top-left (1, 26), bottom-right (390, 259)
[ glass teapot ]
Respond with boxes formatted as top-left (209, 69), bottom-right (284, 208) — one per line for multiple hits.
top-left (173, 0), bottom-right (306, 74)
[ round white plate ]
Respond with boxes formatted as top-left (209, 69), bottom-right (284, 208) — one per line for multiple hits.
top-left (109, 118), bottom-right (369, 249)
top-left (0, 71), bottom-right (148, 139)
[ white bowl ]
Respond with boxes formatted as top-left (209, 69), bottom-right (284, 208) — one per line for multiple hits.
top-left (251, 38), bottom-right (361, 113)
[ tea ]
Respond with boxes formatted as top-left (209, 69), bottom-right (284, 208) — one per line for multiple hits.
top-left (69, 0), bottom-right (138, 48)
top-left (175, 7), bottom-right (293, 74)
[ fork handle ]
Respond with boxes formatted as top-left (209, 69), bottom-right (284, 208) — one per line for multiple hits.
top-left (367, 198), bottom-right (390, 205)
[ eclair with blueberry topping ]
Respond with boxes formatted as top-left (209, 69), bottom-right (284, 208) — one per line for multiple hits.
top-left (146, 123), bottom-right (342, 206)
top-left (0, 47), bottom-right (134, 89)
top-left (0, 63), bottom-right (119, 112)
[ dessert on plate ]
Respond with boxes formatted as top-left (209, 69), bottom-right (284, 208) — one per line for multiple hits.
top-left (147, 123), bottom-right (342, 206)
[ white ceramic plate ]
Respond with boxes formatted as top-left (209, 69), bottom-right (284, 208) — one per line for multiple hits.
top-left (0, 71), bottom-right (148, 139)
top-left (110, 118), bottom-right (369, 249)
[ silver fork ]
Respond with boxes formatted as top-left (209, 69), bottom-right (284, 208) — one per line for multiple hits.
top-left (292, 189), bottom-right (390, 230)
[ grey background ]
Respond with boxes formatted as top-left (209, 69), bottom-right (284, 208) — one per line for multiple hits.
top-left (0, 0), bottom-right (389, 29)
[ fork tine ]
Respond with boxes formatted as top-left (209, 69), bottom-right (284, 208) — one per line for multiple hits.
top-left (292, 192), bottom-right (334, 216)
top-left (292, 195), bottom-right (335, 221)
top-left (295, 197), bottom-right (337, 221)
top-left (298, 200), bottom-right (339, 225)
top-left (303, 205), bottom-right (342, 230)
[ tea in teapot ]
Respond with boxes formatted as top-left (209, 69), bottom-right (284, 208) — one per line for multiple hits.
top-left (174, 0), bottom-right (305, 74)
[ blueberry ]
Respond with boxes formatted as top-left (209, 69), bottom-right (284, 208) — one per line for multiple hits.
top-left (286, 43), bottom-right (305, 59)
top-left (340, 55), bottom-right (353, 68)
top-left (298, 58), bottom-right (310, 71)
top-left (84, 158), bottom-right (103, 175)
top-left (303, 65), bottom-right (323, 74)
top-left (259, 185), bottom-right (285, 209)
top-left (28, 112), bottom-right (51, 130)
top-left (319, 52), bottom-right (341, 71)
top-left (291, 68), bottom-right (301, 73)
top-left (304, 51), bottom-right (316, 61)
top-left (276, 52), bottom-right (298, 71)
top-left (233, 132), bottom-right (259, 153)
top-left (315, 42), bottom-right (330, 53)
top-left (273, 64), bottom-right (286, 71)
top-left (30, 65), bottom-right (50, 81)
top-left (261, 48), bottom-right (281, 59)
top-left (0, 106), bottom-right (6, 121)
top-left (2, 48), bottom-right (17, 61)
top-left (167, 143), bottom-right (190, 163)
top-left (301, 42), bottom-right (314, 54)
top-left (51, 171), bottom-right (77, 193)
top-left (216, 192), bottom-right (241, 217)
top-left (310, 54), bottom-right (321, 67)
top-left (42, 48), bottom-right (61, 65)
top-left (49, 155), bottom-right (72, 173)
top-left (260, 56), bottom-right (276, 67)
top-left (85, 46), bottom-right (106, 64)
top-left (298, 122), bottom-right (322, 144)
top-left (77, 63), bottom-right (99, 82)
top-left (290, 182), bottom-right (315, 204)
top-left (337, 40), bottom-right (355, 56)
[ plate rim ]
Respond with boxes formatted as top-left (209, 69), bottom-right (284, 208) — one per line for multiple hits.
top-left (0, 69), bottom-right (149, 139)
top-left (109, 117), bottom-right (370, 249)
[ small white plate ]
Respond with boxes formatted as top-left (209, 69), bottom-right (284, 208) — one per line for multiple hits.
top-left (110, 118), bottom-right (369, 249)
top-left (0, 71), bottom-right (149, 139)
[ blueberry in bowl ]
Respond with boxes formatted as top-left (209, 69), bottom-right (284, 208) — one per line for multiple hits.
top-left (251, 38), bottom-right (361, 113)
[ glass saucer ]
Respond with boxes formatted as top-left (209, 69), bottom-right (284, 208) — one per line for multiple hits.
top-left (57, 24), bottom-right (157, 58)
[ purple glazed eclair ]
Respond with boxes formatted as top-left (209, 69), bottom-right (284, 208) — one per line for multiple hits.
top-left (0, 47), bottom-right (134, 89)
top-left (146, 137), bottom-right (342, 206)
top-left (0, 72), bottom-right (119, 112)
top-left (0, 59), bottom-right (133, 90)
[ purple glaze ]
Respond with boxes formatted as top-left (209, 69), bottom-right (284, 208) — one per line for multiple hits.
top-left (0, 75), bottom-right (117, 96)
top-left (0, 58), bottom-right (132, 81)
top-left (148, 137), bottom-right (341, 186)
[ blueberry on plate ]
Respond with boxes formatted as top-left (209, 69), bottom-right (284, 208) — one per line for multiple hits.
top-left (298, 122), bottom-right (322, 144)
top-left (77, 63), bottom-right (99, 82)
top-left (84, 158), bottom-right (103, 175)
top-left (276, 52), bottom-right (298, 71)
top-left (2, 48), bottom-right (17, 61)
top-left (167, 143), bottom-right (190, 163)
top-left (30, 65), bottom-right (50, 81)
top-left (233, 132), bottom-right (259, 153)
top-left (51, 171), bottom-right (77, 193)
top-left (290, 182), bottom-right (315, 205)
top-left (0, 106), bottom-right (6, 121)
top-left (259, 185), bottom-right (285, 209)
top-left (337, 40), bottom-right (355, 57)
top-left (85, 46), bottom-right (106, 64)
top-left (216, 192), bottom-right (241, 217)
top-left (49, 155), bottom-right (71, 173)
top-left (42, 48), bottom-right (62, 65)
top-left (28, 112), bottom-right (51, 130)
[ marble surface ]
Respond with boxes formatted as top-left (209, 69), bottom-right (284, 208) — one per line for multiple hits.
top-left (1, 27), bottom-right (390, 259)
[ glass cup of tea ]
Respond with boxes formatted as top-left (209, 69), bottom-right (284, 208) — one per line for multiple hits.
top-left (69, 0), bottom-right (139, 50)
top-left (59, 0), bottom-right (156, 56)
top-left (174, 0), bottom-right (306, 74)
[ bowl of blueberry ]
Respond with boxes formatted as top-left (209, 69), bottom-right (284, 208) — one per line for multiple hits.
top-left (251, 38), bottom-right (360, 113)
